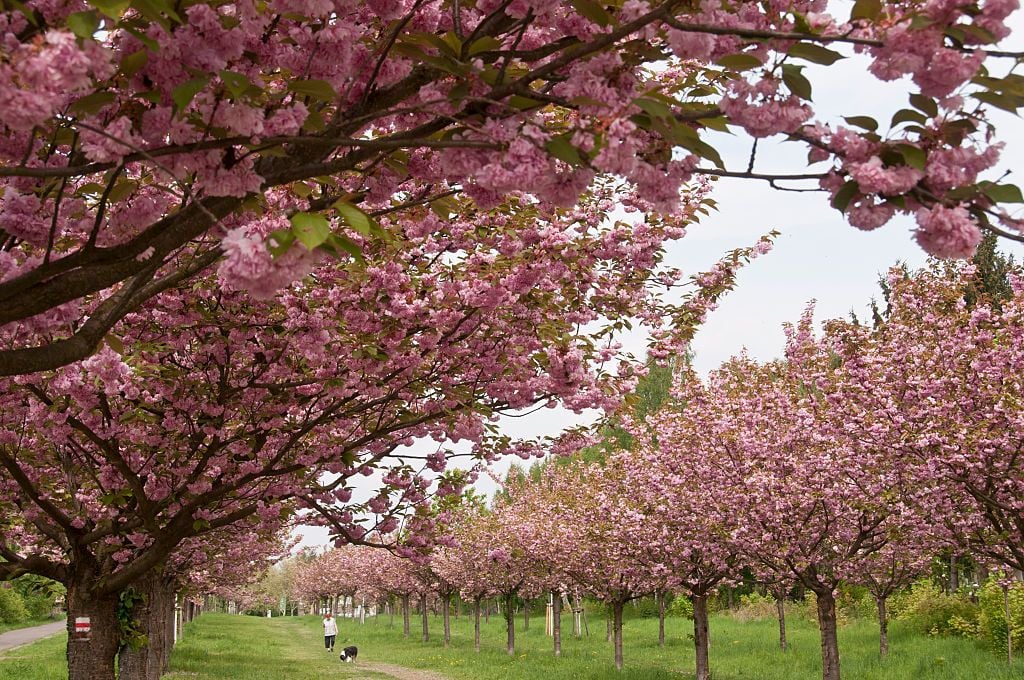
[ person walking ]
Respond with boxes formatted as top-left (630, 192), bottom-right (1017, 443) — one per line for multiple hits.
top-left (323, 612), bottom-right (338, 652)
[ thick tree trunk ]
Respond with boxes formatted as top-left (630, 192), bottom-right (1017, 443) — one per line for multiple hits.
top-left (474, 596), bottom-right (482, 652)
top-left (442, 594), bottom-right (451, 647)
top-left (523, 599), bottom-right (529, 631)
top-left (815, 589), bottom-right (842, 680)
top-left (505, 594), bottom-right (516, 656)
top-left (612, 600), bottom-right (624, 671)
top-left (876, 596), bottom-right (888, 658)
top-left (658, 592), bottom-right (666, 647)
top-left (777, 591), bottom-right (787, 652)
top-left (421, 596), bottom-right (429, 642)
top-left (66, 566), bottom-right (121, 680)
top-left (693, 594), bottom-right (710, 680)
top-left (402, 594), bottom-right (410, 638)
top-left (552, 591), bottom-right (562, 657)
top-left (118, 573), bottom-right (175, 680)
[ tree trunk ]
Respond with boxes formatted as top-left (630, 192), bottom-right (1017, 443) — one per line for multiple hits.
top-left (777, 591), bottom-right (787, 652)
top-left (442, 594), bottom-right (451, 647)
top-left (474, 596), bottom-right (482, 653)
top-left (552, 591), bottom-right (562, 657)
top-left (815, 589), bottom-right (842, 680)
top-left (658, 592), bottom-right (666, 647)
top-left (876, 595), bottom-right (888, 658)
top-left (523, 599), bottom-right (530, 631)
top-left (693, 594), bottom-right (710, 680)
top-left (612, 600), bottom-right (624, 671)
top-left (118, 573), bottom-right (174, 680)
top-left (402, 594), bottom-right (410, 638)
top-left (66, 566), bottom-right (121, 680)
top-left (421, 596), bottom-right (429, 642)
top-left (950, 554), bottom-right (959, 593)
top-left (505, 594), bottom-right (516, 656)
top-left (1003, 585), bottom-right (1011, 663)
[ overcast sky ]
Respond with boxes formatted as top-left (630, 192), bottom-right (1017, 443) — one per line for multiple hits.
top-left (295, 18), bottom-right (1024, 551)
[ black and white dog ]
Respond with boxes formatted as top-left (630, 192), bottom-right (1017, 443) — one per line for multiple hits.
top-left (339, 645), bottom-right (359, 663)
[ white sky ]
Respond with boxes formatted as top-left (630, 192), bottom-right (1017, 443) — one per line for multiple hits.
top-left (295, 14), bottom-right (1024, 551)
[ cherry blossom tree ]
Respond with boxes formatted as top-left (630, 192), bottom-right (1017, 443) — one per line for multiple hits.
top-left (1, 0), bottom-right (1021, 375)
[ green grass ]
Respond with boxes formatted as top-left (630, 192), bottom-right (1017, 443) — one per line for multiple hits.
top-left (0, 609), bottom-right (1019, 679)
top-left (0, 629), bottom-right (67, 680)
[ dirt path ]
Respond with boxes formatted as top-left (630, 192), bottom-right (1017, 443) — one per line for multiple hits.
top-left (0, 620), bottom-right (65, 655)
top-left (353, 661), bottom-right (450, 680)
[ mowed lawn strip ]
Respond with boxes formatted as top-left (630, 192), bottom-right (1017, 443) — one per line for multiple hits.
top-left (1, 610), bottom-right (1020, 680)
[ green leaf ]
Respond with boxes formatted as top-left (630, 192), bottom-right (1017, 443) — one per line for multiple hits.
top-left (909, 93), bottom-right (938, 118)
top-left (67, 10), bottom-right (99, 39)
top-left (120, 49), bottom-right (149, 78)
top-left (219, 70), bottom-right (254, 100)
top-left (792, 12), bottom-right (812, 33)
top-left (545, 134), bottom-right (583, 165)
top-left (787, 43), bottom-right (844, 65)
top-left (68, 91), bottom-right (117, 116)
top-left (850, 0), bottom-right (882, 20)
top-left (92, 0), bottom-right (130, 18)
top-left (334, 201), bottom-right (385, 238)
top-left (324, 233), bottom-right (364, 261)
top-left (570, 0), bottom-right (611, 26)
top-left (843, 115), bottom-right (878, 131)
top-left (267, 229), bottom-right (296, 258)
top-left (635, 97), bottom-right (675, 120)
top-left (890, 108), bottom-right (927, 128)
top-left (467, 36), bottom-right (502, 56)
top-left (831, 180), bottom-right (860, 213)
top-left (894, 143), bottom-right (927, 170)
top-left (130, 0), bottom-right (181, 24)
top-left (171, 76), bottom-right (210, 111)
top-left (288, 79), bottom-right (337, 101)
top-left (973, 91), bottom-right (1024, 114)
top-left (716, 53), bottom-right (764, 70)
top-left (781, 64), bottom-right (812, 100)
top-left (981, 182), bottom-right (1024, 203)
top-left (289, 212), bottom-right (331, 250)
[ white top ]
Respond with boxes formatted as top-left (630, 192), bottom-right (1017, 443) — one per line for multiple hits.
top-left (323, 617), bottom-right (338, 636)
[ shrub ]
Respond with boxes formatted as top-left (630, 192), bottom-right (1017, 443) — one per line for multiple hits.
top-left (667, 596), bottom-right (693, 619)
top-left (0, 585), bottom-right (28, 624)
top-left (977, 579), bottom-right (1024, 656)
top-left (893, 579), bottom-right (978, 637)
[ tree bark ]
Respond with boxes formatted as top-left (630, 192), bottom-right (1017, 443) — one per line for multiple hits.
top-left (552, 591), bottom-right (562, 657)
top-left (118, 573), bottom-right (174, 680)
top-left (442, 594), bottom-right (451, 647)
top-left (66, 565), bottom-right (121, 680)
top-left (815, 589), bottom-right (842, 680)
top-left (949, 554), bottom-right (959, 593)
top-left (474, 596), bottom-right (482, 653)
top-left (612, 600), bottom-right (624, 671)
top-left (505, 593), bottom-right (516, 656)
top-left (777, 591), bottom-right (787, 652)
top-left (658, 592), bottom-right (666, 647)
top-left (693, 594), bottom-right (710, 680)
top-left (421, 596), bottom-right (429, 642)
top-left (402, 594), bottom-right (410, 638)
top-left (876, 595), bottom-right (888, 658)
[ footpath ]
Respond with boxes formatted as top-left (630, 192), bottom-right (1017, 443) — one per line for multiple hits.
top-left (0, 620), bottom-right (65, 655)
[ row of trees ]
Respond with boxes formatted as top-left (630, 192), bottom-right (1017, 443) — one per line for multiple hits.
top-left (293, 261), bottom-right (1024, 680)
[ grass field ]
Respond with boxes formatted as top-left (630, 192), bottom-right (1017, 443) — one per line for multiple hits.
top-left (0, 608), bottom-right (1019, 679)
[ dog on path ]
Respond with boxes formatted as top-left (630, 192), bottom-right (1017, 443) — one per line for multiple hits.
top-left (339, 645), bottom-right (358, 663)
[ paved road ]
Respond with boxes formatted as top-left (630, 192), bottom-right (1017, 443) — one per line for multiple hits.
top-left (0, 620), bottom-right (65, 654)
